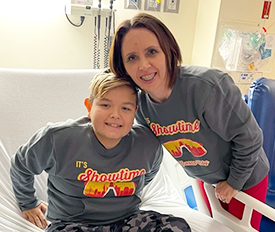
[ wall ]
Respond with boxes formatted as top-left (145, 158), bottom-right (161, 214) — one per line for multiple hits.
top-left (0, 0), bottom-right (91, 69)
top-left (0, 0), bottom-right (199, 69)
top-left (0, 0), bottom-right (274, 94)
top-left (187, 0), bottom-right (275, 93)
top-left (212, 0), bottom-right (275, 93)
top-left (191, 0), bottom-right (221, 67)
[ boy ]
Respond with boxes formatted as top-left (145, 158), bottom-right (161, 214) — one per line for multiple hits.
top-left (10, 69), bottom-right (191, 231)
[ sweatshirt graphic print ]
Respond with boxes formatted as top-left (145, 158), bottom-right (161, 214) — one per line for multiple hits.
top-left (78, 167), bottom-right (145, 197)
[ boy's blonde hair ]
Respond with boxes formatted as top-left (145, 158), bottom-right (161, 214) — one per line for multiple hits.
top-left (89, 69), bottom-right (138, 106)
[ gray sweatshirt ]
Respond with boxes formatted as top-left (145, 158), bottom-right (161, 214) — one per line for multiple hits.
top-left (10, 116), bottom-right (163, 225)
top-left (136, 65), bottom-right (269, 191)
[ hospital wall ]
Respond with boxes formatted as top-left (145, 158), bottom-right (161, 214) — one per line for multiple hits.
top-left (0, 0), bottom-right (274, 93)
top-left (0, 0), bottom-right (198, 69)
top-left (214, 0), bottom-right (275, 93)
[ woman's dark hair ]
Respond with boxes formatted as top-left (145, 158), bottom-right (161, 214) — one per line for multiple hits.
top-left (109, 13), bottom-right (182, 88)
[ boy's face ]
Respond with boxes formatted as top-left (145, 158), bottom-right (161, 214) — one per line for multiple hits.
top-left (85, 85), bottom-right (137, 149)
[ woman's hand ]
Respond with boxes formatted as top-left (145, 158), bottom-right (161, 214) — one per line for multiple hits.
top-left (215, 181), bottom-right (238, 204)
top-left (22, 202), bottom-right (48, 229)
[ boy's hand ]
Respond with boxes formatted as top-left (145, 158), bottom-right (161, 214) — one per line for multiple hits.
top-left (22, 202), bottom-right (48, 229)
top-left (215, 180), bottom-right (238, 204)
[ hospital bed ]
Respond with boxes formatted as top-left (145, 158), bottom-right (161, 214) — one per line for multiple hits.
top-left (0, 68), bottom-right (274, 232)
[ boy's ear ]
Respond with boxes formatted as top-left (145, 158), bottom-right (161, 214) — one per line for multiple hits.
top-left (84, 98), bottom-right (92, 112)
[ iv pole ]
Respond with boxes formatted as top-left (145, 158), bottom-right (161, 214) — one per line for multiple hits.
top-left (104, 0), bottom-right (114, 68)
top-left (93, 0), bottom-right (101, 69)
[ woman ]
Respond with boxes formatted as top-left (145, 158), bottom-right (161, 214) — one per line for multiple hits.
top-left (109, 13), bottom-right (269, 230)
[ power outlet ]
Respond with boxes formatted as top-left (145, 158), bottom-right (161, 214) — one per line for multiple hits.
top-left (125, 0), bottom-right (141, 9)
top-left (164, 0), bottom-right (180, 13)
top-left (144, 0), bottom-right (161, 12)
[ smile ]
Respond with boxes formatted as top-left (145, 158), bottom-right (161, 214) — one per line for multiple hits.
top-left (106, 123), bottom-right (122, 128)
top-left (141, 73), bottom-right (156, 81)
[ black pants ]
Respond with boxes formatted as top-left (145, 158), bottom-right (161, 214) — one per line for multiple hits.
top-left (46, 210), bottom-right (191, 232)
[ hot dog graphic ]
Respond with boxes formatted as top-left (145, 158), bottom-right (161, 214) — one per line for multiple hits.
top-left (78, 168), bottom-right (144, 198)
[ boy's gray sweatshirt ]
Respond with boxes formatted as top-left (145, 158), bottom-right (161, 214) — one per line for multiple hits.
top-left (136, 66), bottom-right (269, 191)
top-left (10, 117), bottom-right (163, 225)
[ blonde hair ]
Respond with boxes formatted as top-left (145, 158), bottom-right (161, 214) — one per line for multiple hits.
top-left (89, 68), bottom-right (138, 106)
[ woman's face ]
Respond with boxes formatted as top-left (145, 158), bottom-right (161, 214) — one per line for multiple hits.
top-left (121, 28), bottom-right (170, 102)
